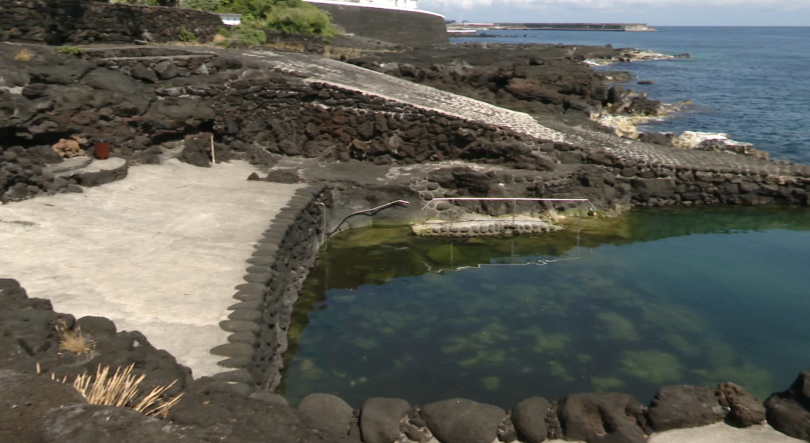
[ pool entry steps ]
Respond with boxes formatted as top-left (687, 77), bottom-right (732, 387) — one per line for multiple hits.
top-left (414, 197), bottom-right (595, 237)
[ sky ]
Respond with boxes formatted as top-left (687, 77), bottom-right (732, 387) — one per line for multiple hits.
top-left (417, 0), bottom-right (810, 26)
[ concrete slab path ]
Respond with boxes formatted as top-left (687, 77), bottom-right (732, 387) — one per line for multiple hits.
top-left (648, 422), bottom-right (803, 443)
top-left (0, 159), bottom-right (302, 378)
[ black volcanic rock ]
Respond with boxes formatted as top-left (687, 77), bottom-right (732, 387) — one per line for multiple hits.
top-left (647, 385), bottom-right (726, 432)
top-left (421, 398), bottom-right (505, 443)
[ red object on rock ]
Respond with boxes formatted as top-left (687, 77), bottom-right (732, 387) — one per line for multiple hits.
top-left (94, 142), bottom-right (110, 160)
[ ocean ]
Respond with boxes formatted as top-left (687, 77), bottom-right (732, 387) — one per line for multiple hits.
top-left (451, 27), bottom-right (810, 164)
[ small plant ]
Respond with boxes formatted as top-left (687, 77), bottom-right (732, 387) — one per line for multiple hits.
top-left (14, 48), bottom-right (34, 61)
top-left (178, 27), bottom-right (198, 43)
top-left (54, 318), bottom-right (93, 354)
top-left (53, 364), bottom-right (183, 418)
top-left (57, 46), bottom-right (84, 56)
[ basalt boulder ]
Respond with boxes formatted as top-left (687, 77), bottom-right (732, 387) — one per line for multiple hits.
top-left (765, 369), bottom-right (810, 441)
top-left (420, 398), bottom-right (505, 443)
top-left (361, 397), bottom-right (411, 443)
top-left (0, 370), bottom-right (87, 442)
top-left (557, 392), bottom-right (649, 443)
top-left (511, 397), bottom-right (551, 443)
top-left (37, 403), bottom-right (201, 443)
top-left (646, 385), bottom-right (726, 432)
top-left (716, 382), bottom-right (766, 428)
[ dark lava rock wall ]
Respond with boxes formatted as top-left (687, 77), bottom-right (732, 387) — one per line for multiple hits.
top-left (345, 43), bottom-right (645, 118)
top-left (209, 186), bottom-right (331, 393)
top-left (2, 44), bottom-right (809, 210)
top-left (0, 0), bottom-right (222, 45)
top-left (309, 1), bottom-right (448, 47)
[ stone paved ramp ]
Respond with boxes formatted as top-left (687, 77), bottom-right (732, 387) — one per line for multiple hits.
top-left (246, 50), bottom-right (810, 179)
top-left (244, 50), bottom-right (568, 143)
top-left (0, 160), bottom-right (302, 378)
top-left (537, 115), bottom-right (810, 177)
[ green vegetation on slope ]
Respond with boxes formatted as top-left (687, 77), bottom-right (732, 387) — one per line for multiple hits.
top-left (180, 0), bottom-right (337, 39)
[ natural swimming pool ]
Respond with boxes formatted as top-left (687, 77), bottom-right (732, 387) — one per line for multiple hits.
top-left (279, 207), bottom-right (810, 408)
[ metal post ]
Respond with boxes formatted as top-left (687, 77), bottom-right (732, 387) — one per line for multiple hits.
top-left (512, 199), bottom-right (516, 226)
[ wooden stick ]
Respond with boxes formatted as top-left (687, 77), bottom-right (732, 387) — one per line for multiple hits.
top-left (210, 134), bottom-right (216, 164)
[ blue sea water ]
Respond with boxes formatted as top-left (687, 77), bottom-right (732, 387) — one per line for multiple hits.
top-left (452, 27), bottom-right (810, 164)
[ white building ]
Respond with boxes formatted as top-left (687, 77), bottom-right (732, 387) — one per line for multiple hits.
top-left (217, 13), bottom-right (243, 26)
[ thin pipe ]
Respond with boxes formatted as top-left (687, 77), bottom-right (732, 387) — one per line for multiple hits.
top-left (327, 200), bottom-right (410, 238)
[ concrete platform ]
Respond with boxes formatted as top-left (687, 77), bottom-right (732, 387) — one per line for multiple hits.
top-left (0, 159), bottom-right (302, 378)
top-left (648, 422), bottom-right (802, 443)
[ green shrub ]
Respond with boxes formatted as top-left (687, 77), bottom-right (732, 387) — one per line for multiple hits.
top-left (263, 2), bottom-right (336, 36)
top-left (178, 27), bottom-right (198, 42)
top-left (217, 26), bottom-right (232, 38)
top-left (57, 46), bottom-right (84, 56)
top-left (179, 0), bottom-right (221, 11)
top-left (225, 15), bottom-right (267, 45)
top-left (217, 0), bottom-right (299, 17)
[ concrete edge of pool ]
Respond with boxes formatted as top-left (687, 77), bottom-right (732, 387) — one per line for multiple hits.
top-left (1, 164), bottom-right (808, 443)
top-left (208, 182), bottom-right (810, 443)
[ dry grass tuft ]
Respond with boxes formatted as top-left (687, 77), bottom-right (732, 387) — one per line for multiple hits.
top-left (54, 318), bottom-right (93, 354)
top-left (54, 364), bottom-right (183, 418)
top-left (14, 48), bottom-right (35, 61)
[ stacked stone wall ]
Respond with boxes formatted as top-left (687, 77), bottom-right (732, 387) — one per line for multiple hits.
top-left (0, 0), bottom-right (222, 44)
top-left (211, 186), bottom-right (330, 392)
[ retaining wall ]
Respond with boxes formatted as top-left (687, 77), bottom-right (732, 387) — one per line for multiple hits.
top-left (212, 185), bottom-right (331, 391)
top-left (0, 0), bottom-right (222, 44)
top-left (307, 0), bottom-right (448, 47)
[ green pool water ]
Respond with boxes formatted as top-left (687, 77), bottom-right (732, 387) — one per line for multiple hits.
top-left (279, 207), bottom-right (810, 408)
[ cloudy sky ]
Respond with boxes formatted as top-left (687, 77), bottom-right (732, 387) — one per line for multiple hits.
top-left (418, 0), bottom-right (810, 26)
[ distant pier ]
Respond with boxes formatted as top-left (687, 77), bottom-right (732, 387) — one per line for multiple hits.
top-left (497, 23), bottom-right (656, 31)
top-left (447, 22), bottom-right (656, 36)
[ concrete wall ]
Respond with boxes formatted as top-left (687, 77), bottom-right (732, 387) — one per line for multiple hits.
top-left (306, 0), bottom-right (448, 47)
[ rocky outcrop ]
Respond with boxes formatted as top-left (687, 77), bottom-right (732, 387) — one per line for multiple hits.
top-left (345, 43), bottom-right (625, 119)
top-left (0, 278), bottom-right (327, 443)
